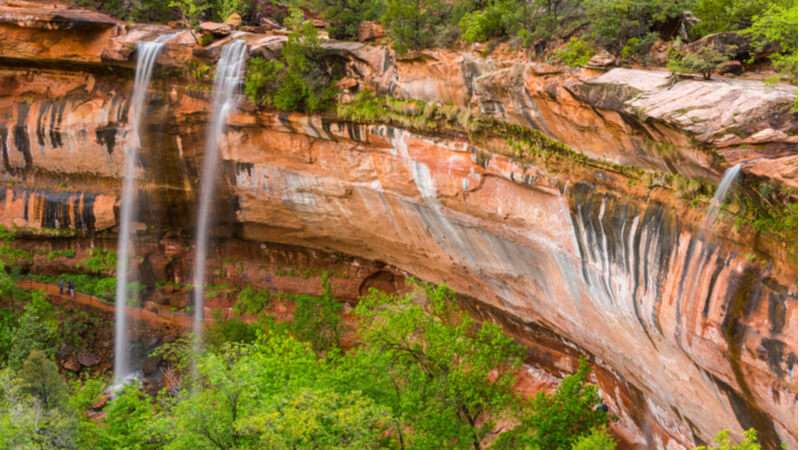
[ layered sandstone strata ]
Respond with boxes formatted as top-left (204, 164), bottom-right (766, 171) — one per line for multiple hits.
top-left (0, 3), bottom-right (795, 449)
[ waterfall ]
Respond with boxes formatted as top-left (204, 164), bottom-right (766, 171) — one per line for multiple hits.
top-left (191, 40), bottom-right (248, 351)
top-left (113, 35), bottom-right (171, 386)
top-left (703, 164), bottom-right (742, 228)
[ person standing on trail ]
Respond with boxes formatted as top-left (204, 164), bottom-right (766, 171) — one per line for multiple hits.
top-left (68, 281), bottom-right (75, 297)
top-left (58, 279), bottom-right (64, 295)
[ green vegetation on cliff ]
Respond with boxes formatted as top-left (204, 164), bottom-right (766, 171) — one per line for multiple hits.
top-left (245, 8), bottom-right (338, 112)
top-left (72, 0), bottom-right (796, 78)
top-left (0, 275), bottom-right (616, 449)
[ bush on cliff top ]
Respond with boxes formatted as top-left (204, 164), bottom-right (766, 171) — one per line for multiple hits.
top-left (245, 8), bottom-right (338, 112)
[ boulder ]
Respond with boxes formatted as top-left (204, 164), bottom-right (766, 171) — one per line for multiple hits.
top-left (199, 21), bottom-right (231, 36)
top-left (530, 62), bottom-right (562, 75)
top-left (259, 17), bottom-right (281, 30)
top-left (77, 351), bottom-right (100, 367)
top-left (91, 394), bottom-right (110, 411)
top-left (337, 77), bottom-right (358, 90)
top-left (716, 59), bottom-right (743, 75)
top-left (63, 357), bottom-right (80, 372)
top-left (224, 12), bottom-right (241, 27)
top-left (358, 21), bottom-right (384, 42)
top-left (141, 356), bottom-right (162, 376)
top-left (587, 49), bottom-right (615, 68)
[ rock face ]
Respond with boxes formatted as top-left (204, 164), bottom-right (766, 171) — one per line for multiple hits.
top-left (0, 4), bottom-right (795, 450)
top-left (340, 47), bottom-right (796, 185)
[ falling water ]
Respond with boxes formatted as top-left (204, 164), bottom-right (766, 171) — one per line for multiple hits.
top-left (703, 164), bottom-right (742, 228)
top-left (113, 35), bottom-right (172, 386)
top-left (191, 40), bottom-right (248, 350)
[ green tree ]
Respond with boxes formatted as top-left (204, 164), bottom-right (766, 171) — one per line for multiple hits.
top-left (234, 286), bottom-right (271, 316)
top-left (131, 0), bottom-right (180, 22)
top-left (290, 273), bottom-right (342, 353)
top-left (167, 334), bottom-right (320, 449)
top-left (206, 313), bottom-right (260, 350)
top-left (745, 1), bottom-right (798, 82)
top-left (9, 291), bottom-right (60, 368)
top-left (690, 0), bottom-right (766, 36)
top-left (215, 0), bottom-right (249, 21)
top-left (0, 261), bottom-right (14, 298)
top-left (459, 1), bottom-right (508, 43)
top-left (572, 426), bottom-right (618, 449)
top-left (237, 388), bottom-right (391, 448)
top-left (244, 8), bottom-right (338, 112)
top-left (382, 0), bottom-right (444, 54)
top-left (0, 309), bottom-right (17, 366)
top-left (1, 353), bottom-right (77, 449)
top-left (459, 0), bottom-right (578, 46)
top-left (244, 56), bottom-right (285, 107)
top-left (316, 0), bottom-right (383, 39)
top-left (554, 37), bottom-right (595, 67)
top-left (169, 0), bottom-right (211, 25)
top-left (693, 428), bottom-right (761, 450)
top-left (349, 285), bottom-right (523, 449)
top-left (18, 350), bottom-right (68, 411)
top-left (99, 384), bottom-right (168, 449)
top-left (496, 358), bottom-right (608, 449)
top-left (583, 0), bottom-right (689, 51)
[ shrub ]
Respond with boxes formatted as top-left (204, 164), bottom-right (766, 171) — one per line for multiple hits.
top-left (289, 273), bottom-right (342, 353)
top-left (554, 37), bottom-right (594, 67)
top-left (8, 292), bottom-right (60, 369)
top-left (583, 0), bottom-right (689, 51)
top-left (459, 5), bottom-right (506, 43)
top-left (168, 0), bottom-right (211, 25)
top-left (690, 0), bottom-right (766, 36)
top-left (206, 313), bottom-right (260, 350)
top-left (47, 249), bottom-right (76, 260)
top-left (234, 286), bottom-right (270, 315)
top-left (214, 0), bottom-right (248, 21)
top-left (693, 428), bottom-right (761, 450)
top-left (18, 350), bottom-right (69, 411)
top-left (0, 309), bottom-right (17, 366)
top-left (668, 47), bottom-right (730, 79)
top-left (745, 1), bottom-right (798, 82)
top-left (315, 0), bottom-right (383, 39)
top-left (244, 8), bottom-right (338, 113)
top-left (496, 358), bottom-right (609, 449)
top-left (131, 0), bottom-right (179, 22)
top-left (572, 426), bottom-right (618, 450)
top-left (381, 0), bottom-right (444, 54)
top-left (620, 32), bottom-right (658, 63)
top-left (28, 274), bottom-right (116, 300)
top-left (77, 248), bottom-right (116, 274)
top-left (0, 225), bottom-right (14, 241)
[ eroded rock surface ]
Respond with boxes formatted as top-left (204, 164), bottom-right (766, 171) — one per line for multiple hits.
top-left (0, 4), bottom-right (795, 449)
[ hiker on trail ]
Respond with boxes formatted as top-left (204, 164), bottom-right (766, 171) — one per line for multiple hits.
top-left (68, 281), bottom-right (75, 297)
top-left (58, 279), bottom-right (64, 295)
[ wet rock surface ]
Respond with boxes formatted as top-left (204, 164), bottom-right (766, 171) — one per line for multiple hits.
top-left (0, 4), bottom-right (795, 449)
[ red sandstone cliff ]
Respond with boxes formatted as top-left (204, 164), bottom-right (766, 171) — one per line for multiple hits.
top-left (0, 3), bottom-right (795, 448)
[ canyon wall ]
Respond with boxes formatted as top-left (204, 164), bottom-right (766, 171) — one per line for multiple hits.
top-left (0, 3), bottom-right (795, 449)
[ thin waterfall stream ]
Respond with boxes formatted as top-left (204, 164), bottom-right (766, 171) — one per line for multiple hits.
top-left (191, 40), bottom-right (248, 352)
top-left (678, 163), bottom-right (743, 309)
top-left (703, 163), bottom-right (742, 228)
top-left (113, 34), bottom-right (173, 387)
